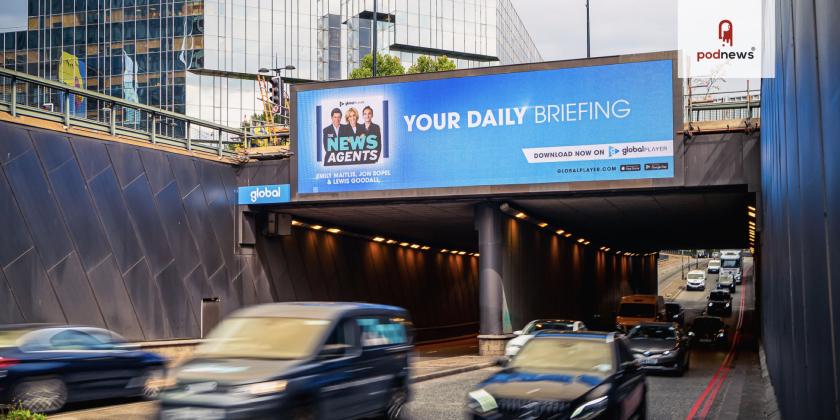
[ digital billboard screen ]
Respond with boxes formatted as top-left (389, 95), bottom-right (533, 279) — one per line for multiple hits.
top-left (294, 58), bottom-right (675, 196)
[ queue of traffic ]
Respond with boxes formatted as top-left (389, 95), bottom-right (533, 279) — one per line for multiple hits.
top-left (0, 254), bottom-right (743, 419)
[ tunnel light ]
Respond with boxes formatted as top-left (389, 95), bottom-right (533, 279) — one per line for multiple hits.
top-left (421, 246), bottom-right (431, 250)
top-left (555, 229), bottom-right (565, 235)
top-left (577, 238), bottom-right (586, 243)
top-left (604, 248), bottom-right (610, 252)
top-left (748, 221), bottom-right (756, 226)
top-left (474, 253), bottom-right (480, 257)
top-left (747, 206), bottom-right (756, 212)
top-left (616, 251), bottom-right (623, 255)
top-left (458, 251), bottom-right (467, 255)
top-left (410, 244), bottom-right (420, 249)
top-left (584, 241), bottom-right (591, 245)
top-left (450, 250), bottom-right (460, 254)
top-left (440, 249), bottom-right (449, 253)
top-left (386, 239), bottom-right (397, 244)
top-left (373, 237), bottom-right (386, 242)
top-left (327, 228), bottom-right (341, 234)
top-left (515, 212), bottom-right (527, 219)
top-left (538, 222), bottom-right (549, 228)
top-left (311, 225), bottom-right (323, 230)
top-left (748, 211), bottom-right (756, 218)
top-left (564, 233), bottom-right (572, 238)
top-left (291, 220), bottom-right (302, 226)
top-left (399, 242), bottom-right (410, 247)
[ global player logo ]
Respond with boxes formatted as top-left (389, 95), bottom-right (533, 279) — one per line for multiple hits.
top-left (719, 19), bottom-right (733, 46)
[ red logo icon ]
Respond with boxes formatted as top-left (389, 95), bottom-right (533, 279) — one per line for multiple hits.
top-left (719, 19), bottom-right (733, 46)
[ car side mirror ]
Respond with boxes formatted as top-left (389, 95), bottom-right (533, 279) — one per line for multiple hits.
top-left (495, 357), bottom-right (510, 367)
top-left (513, 330), bottom-right (522, 336)
top-left (319, 344), bottom-right (350, 359)
top-left (620, 360), bottom-right (639, 372)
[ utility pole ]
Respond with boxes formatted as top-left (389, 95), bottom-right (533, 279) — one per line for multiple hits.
top-left (372, 0), bottom-right (378, 77)
top-left (586, 0), bottom-right (591, 58)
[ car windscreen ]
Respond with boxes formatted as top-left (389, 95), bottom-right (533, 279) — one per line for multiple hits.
top-left (524, 322), bottom-right (574, 334)
top-left (618, 303), bottom-right (656, 318)
top-left (0, 329), bottom-right (31, 348)
top-left (709, 261), bottom-right (720, 266)
top-left (693, 318), bottom-right (722, 331)
top-left (687, 273), bottom-right (704, 280)
top-left (709, 292), bottom-right (729, 301)
top-left (721, 259), bottom-right (740, 268)
top-left (511, 338), bottom-right (613, 373)
top-left (627, 325), bottom-right (676, 340)
top-left (195, 317), bottom-right (332, 360)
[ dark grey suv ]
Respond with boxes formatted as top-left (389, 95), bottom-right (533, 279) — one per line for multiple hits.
top-left (158, 302), bottom-right (413, 420)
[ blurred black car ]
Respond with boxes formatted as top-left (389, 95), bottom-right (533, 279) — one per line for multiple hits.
top-left (158, 302), bottom-right (414, 420)
top-left (625, 323), bottom-right (691, 375)
top-left (466, 331), bottom-right (647, 420)
top-left (665, 303), bottom-right (684, 326)
top-left (706, 290), bottom-right (733, 316)
top-left (690, 317), bottom-right (729, 347)
top-left (0, 324), bottom-right (166, 413)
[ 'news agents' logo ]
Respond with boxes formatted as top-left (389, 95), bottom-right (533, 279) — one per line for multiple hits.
top-left (719, 19), bottom-right (733, 46)
top-left (609, 146), bottom-right (620, 157)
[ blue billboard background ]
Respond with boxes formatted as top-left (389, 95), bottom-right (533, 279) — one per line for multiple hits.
top-left (296, 60), bottom-right (674, 195)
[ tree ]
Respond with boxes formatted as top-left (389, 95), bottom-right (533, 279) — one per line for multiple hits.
top-left (407, 55), bottom-right (457, 74)
top-left (349, 53), bottom-right (405, 79)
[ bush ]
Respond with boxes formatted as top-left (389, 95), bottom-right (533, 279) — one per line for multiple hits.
top-left (1, 406), bottom-right (47, 420)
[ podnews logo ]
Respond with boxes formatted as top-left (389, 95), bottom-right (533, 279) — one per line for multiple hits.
top-left (696, 19), bottom-right (756, 62)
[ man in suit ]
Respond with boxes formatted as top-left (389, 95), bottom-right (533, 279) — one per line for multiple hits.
top-left (322, 107), bottom-right (344, 152)
top-left (361, 106), bottom-right (382, 142)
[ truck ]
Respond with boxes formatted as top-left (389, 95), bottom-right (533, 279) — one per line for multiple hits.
top-left (719, 252), bottom-right (742, 284)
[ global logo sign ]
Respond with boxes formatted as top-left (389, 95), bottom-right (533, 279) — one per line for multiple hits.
top-left (237, 184), bottom-right (291, 205)
top-left (609, 146), bottom-right (620, 157)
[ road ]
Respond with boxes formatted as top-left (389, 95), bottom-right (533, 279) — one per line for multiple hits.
top-left (53, 259), bottom-right (768, 419)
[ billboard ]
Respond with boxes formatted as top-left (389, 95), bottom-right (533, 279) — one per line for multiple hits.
top-left (295, 58), bottom-right (675, 197)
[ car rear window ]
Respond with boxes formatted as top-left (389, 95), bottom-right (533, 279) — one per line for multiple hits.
top-left (710, 291), bottom-right (729, 300)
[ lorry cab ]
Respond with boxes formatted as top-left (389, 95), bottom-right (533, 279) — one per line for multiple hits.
top-left (616, 294), bottom-right (666, 332)
top-left (720, 253), bottom-right (743, 284)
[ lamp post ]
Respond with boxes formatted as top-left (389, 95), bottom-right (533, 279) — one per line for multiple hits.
top-left (585, 0), bottom-right (591, 58)
top-left (372, 0), bottom-right (378, 77)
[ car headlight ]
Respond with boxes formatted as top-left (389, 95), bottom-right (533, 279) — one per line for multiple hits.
top-left (662, 350), bottom-right (671, 356)
top-left (571, 395), bottom-right (609, 419)
top-left (231, 380), bottom-right (287, 396)
top-left (709, 303), bottom-right (714, 307)
top-left (725, 302), bottom-right (730, 307)
top-left (717, 332), bottom-right (725, 338)
top-left (467, 389), bottom-right (498, 413)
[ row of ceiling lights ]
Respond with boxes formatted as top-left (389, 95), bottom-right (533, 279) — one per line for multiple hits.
top-left (509, 208), bottom-right (654, 257)
top-left (290, 219), bottom-right (478, 257)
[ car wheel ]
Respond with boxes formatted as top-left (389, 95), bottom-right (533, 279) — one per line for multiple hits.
top-left (383, 387), bottom-right (408, 419)
top-left (12, 377), bottom-right (67, 413)
top-left (143, 368), bottom-right (165, 399)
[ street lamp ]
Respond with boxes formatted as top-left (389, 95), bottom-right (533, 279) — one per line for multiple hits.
top-left (585, 0), bottom-right (591, 58)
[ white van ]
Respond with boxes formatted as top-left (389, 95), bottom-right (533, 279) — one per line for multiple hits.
top-left (686, 270), bottom-right (707, 291)
top-left (707, 259), bottom-right (721, 274)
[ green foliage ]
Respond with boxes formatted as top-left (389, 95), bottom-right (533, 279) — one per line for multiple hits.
top-left (1, 405), bottom-right (48, 420)
top-left (349, 53), bottom-right (406, 79)
top-left (407, 55), bottom-right (457, 74)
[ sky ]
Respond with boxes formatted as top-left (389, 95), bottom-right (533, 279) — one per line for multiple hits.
top-left (0, 0), bottom-right (27, 32)
top-left (510, 0), bottom-right (756, 91)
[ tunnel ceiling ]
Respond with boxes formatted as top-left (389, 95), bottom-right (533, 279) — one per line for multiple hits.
top-left (274, 186), bottom-right (752, 252)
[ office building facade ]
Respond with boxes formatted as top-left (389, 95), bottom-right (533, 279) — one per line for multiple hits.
top-left (2, 0), bottom-right (541, 131)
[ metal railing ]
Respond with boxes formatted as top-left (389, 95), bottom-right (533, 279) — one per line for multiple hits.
top-left (684, 88), bottom-right (761, 123)
top-left (0, 67), bottom-right (247, 158)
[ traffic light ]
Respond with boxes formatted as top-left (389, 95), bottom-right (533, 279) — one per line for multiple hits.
top-left (269, 76), bottom-right (282, 111)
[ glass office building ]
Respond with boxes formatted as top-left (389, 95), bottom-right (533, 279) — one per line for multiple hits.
top-left (1, 0), bottom-right (541, 131)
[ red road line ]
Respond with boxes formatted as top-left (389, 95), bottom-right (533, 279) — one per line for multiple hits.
top-left (685, 268), bottom-right (749, 419)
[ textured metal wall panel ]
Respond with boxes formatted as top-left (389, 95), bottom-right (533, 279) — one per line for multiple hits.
top-left (30, 130), bottom-right (73, 171)
top-left (0, 171), bottom-right (35, 268)
top-left (123, 175), bottom-right (175, 276)
top-left (155, 263), bottom-right (198, 338)
top-left (3, 249), bottom-right (65, 323)
top-left (0, 123), bottom-right (33, 164)
top-left (107, 144), bottom-right (145, 188)
top-left (122, 260), bottom-right (169, 339)
top-left (48, 160), bottom-right (111, 270)
top-left (86, 256), bottom-right (144, 340)
top-left (182, 188), bottom-right (225, 279)
top-left (47, 253), bottom-right (105, 327)
top-left (169, 156), bottom-right (200, 198)
top-left (182, 265), bottom-right (213, 313)
top-left (0, 269), bottom-right (24, 324)
top-left (138, 149), bottom-right (175, 195)
top-left (4, 149), bottom-right (74, 269)
top-left (87, 169), bottom-right (145, 273)
top-left (155, 182), bottom-right (201, 278)
top-left (71, 138), bottom-right (112, 180)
